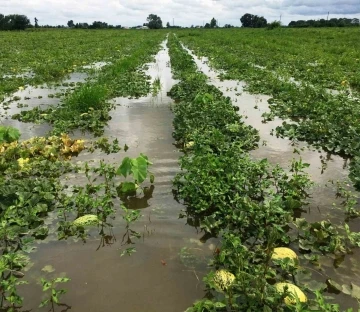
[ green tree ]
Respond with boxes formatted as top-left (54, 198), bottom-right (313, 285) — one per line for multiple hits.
top-left (89, 21), bottom-right (108, 29)
top-left (34, 17), bottom-right (39, 28)
top-left (166, 21), bottom-right (170, 28)
top-left (67, 20), bottom-right (74, 27)
top-left (0, 14), bottom-right (4, 29)
top-left (3, 14), bottom-right (31, 30)
top-left (267, 20), bottom-right (281, 30)
top-left (146, 14), bottom-right (163, 29)
top-left (210, 17), bottom-right (217, 28)
top-left (240, 13), bottom-right (267, 28)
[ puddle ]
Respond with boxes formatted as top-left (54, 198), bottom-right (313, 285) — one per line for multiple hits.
top-left (0, 71), bottom-right (90, 140)
top-left (2, 70), bottom-right (35, 79)
top-left (182, 45), bottom-right (360, 310)
top-left (18, 41), bottom-right (214, 312)
top-left (82, 61), bottom-right (111, 70)
top-left (183, 46), bottom-right (355, 220)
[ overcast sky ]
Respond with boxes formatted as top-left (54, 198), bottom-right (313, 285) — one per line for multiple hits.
top-left (1, 0), bottom-right (360, 26)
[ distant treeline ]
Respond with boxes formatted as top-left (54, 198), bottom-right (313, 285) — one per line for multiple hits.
top-left (0, 14), bottom-right (31, 30)
top-left (288, 18), bottom-right (360, 27)
top-left (0, 14), bottom-right (122, 30)
top-left (2, 12), bottom-right (360, 31)
top-left (67, 20), bottom-right (122, 29)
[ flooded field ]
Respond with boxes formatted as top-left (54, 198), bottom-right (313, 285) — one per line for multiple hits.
top-left (182, 45), bottom-right (360, 310)
top-left (1, 29), bottom-right (360, 312)
top-left (0, 42), bottom-right (218, 312)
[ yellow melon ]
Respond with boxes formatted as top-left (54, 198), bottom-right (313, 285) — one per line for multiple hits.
top-left (275, 282), bottom-right (307, 305)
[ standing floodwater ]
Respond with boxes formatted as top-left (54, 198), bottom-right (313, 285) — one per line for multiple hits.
top-left (18, 41), bottom-right (214, 312)
top-left (181, 45), bottom-right (360, 310)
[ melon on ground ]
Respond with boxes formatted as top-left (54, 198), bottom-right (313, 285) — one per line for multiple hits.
top-left (275, 282), bottom-right (307, 305)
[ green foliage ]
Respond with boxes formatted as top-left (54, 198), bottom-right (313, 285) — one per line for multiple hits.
top-left (267, 21), bottom-right (282, 30)
top-left (39, 274), bottom-right (70, 311)
top-left (64, 84), bottom-right (108, 113)
top-left (176, 28), bottom-right (360, 191)
top-left (0, 129), bottom-right (155, 309)
top-left (0, 14), bottom-right (31, 30)
top-left (289, 18), bottom-right (360, 28)
top-left (116, 154), bottom-right (154, 193)
top-left (167, 33), bottom-right (360, 311)
top-left (0, 126), bottom-right (20, 144)
top-left (146, 14), bottom-right (163, 29)
top-left (240, 13), bottom-right (268, 28)
top-left (0, 29), bottom-right (164, 115)
top-left (11, 37), bottom-right (161, 136)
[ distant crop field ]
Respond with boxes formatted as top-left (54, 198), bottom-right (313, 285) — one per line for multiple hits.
top-left (0, 29), bottom-right (164, 100)
top-left (177, 27), bottom-right (360, 92)
top-left (177, 27), bottom-right (360, 188)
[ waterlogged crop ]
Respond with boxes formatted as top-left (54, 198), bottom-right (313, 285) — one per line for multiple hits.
top-left (0, 126), bottom-right (20, 144)
top-left (0, 126), bottom-right (155, 310)
top-left (40, 274), bottom-right (70, 311)
top-left (175, 28), bottom-right (360, 191)
top-left (275, 282), bottom-right (308, 305)
top-left (0, 29), bottom-right (165, 101)
top-left (167, 33), bottom-right (360, 311)
top-left (10, 33), bottom-right (164, 136)
top-left (72, 214), bottom-right (100, 227)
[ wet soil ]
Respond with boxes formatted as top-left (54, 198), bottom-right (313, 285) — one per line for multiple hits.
top-left (6, 41), bottom-right (216, 312)
top-left (2, 38), bottom-right (359, 311)
top-left (183, 47), bottom-right (360, 310)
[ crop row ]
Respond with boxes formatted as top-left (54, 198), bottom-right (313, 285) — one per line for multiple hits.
top-left (176, 28), bottom-right (360, 190)
top-left (0, 30), bottom-right (165, 101)
top-left (0, 32), bottom-right (164, 310)
top-left (10, 33), bottom-right (164, 136)
top-left (177, 28), bottom-right (360, 92)
top-left (167, 33), bottom-right (360, 311)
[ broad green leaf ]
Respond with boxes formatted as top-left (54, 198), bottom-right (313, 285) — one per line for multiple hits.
top-left (140, 153), bottom-right (153, 165)
top-left (117, 157), bottom-right (132, 177)
top-left (120, 247), bottom-right (136, 257)
top-left (131, 156), bottom-right (148, 183)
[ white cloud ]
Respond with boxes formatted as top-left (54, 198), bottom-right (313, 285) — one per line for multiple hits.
top-left (0, 0), bottom-right (359, 26)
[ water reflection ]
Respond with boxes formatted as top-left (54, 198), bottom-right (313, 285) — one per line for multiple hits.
top-left (183, 44), bottom-right (360, 310)
top-left (119, 185), bottom-right (155, 210)
top-left (15, 41), bottom-right (213, 312)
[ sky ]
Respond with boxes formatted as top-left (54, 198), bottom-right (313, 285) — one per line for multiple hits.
top-left (1, 0), bottom-right (360, 27)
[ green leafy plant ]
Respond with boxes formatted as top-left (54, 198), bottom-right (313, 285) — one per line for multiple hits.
top-left (116, 153), bottom-right (154, 194)
top-left (39, 275), bottom-right (70, 311)
top-left (167, 33), bottom-right (360, 311)
top-left (0, 126), bottom-right (20, 144)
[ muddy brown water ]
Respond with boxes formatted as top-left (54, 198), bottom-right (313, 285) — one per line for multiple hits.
top-left (1, 38), bottom-right (359, 311)
top-left (0, 71), bottom-right (88, 140)
top-left (184, 47), bottom-right (360, 310)
top-left (1, 41), bottom-right (217, 312)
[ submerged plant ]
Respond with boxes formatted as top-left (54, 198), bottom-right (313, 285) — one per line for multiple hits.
top-left (167, 33), bottom-right (360, 311)
top-left (39, 275), bottom-right (70, 311)
top-left (152, 77), bottom-right (162, 96)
